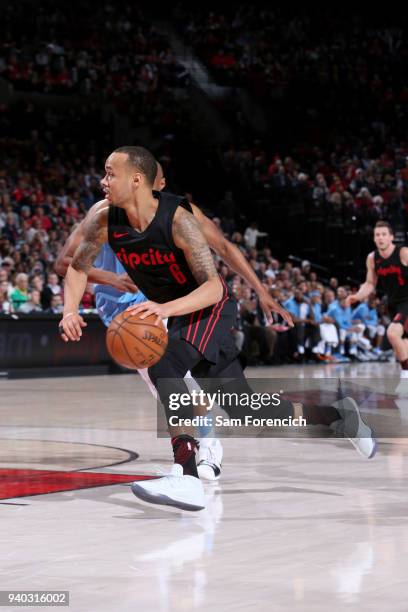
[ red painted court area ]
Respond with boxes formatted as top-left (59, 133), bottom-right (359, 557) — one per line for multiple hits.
top-left (0, 469), bottom-right (155, 500)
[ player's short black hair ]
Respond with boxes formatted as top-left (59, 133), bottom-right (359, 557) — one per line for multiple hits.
top-left (114, 146), bottom-right (157, 186)
top-left (375, 220), bottom-right (394, 234)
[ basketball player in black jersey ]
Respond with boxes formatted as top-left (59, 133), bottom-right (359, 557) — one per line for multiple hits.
top-left (61, 146), bottom-right (376, 511)
top-left (347, 220), bottom-right (408, 376)
top-left (56, 160), bottom-right (293, 480)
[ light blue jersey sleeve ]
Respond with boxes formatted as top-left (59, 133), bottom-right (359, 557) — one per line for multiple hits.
top-left (93, 243), bottom-right (147, 327)
top-left (351, 303), bottom-right (368, 322)
top-left (366, 307), bottom-right (378, 326)
top-left (283, 298), bottom-right (299, 317)
top-left (312, 303), bottom-right (322, 323)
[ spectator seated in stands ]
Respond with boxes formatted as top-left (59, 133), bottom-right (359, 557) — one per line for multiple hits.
top-left (308, 292), bottom-right (339, 362)
top-left (239, 287), bottom-right (276, 365)
top-left (18, 289), bottom-right (43, 313)
top-left (327, 297), bottom-right (372, 361)
top-left (351, 295), bottom-right (385, 355)
top-left (41, 273), bottom-right (62, 310)
top-left (46, 294), bottom-right (63, 314)
top-left (10, 273), bottom-right (29, 311)
top-left (0, 281), bottom-right (12, 314)
top-left (283, 289), bottom-right (311, 360)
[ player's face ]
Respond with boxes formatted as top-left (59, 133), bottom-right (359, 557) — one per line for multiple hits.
top-left (101, 153), bottom-right (140, 206)
top-left (374, 227), bottom-right (393, 251)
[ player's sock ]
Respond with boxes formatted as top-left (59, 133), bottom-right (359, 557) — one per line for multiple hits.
top-left (400, 359), bottom-right (408, 376)
top-left (197, 437), bottom-right (223, 481)
top-left (197, 411), bottom-right (214, 438)
top-left (172, 434), bottom-right (199, 478)
top-left (302, 405), bottom-right (341, 426)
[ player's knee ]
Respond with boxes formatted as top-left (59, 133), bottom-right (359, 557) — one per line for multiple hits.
top-left (387, 324), bottom-right (402, 344)
top-left (148, 359), bottom-right (168, 386)
top-left (148, 346), bottom-right (192, 386)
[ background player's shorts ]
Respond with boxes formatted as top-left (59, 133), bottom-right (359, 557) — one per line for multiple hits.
top-left (390, 301), bottom-right (408, 337)
top-left (95, 289), bottom-right (147, 327)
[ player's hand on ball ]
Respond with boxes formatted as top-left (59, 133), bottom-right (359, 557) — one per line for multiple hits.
top-left (258, 291), bottom-right (294, 327)
top-left (110, 273), bottom-right (139, 294)
top-left (59, 312), bottom-right (87, 342)
top-left (126, 301), bottom-right (170, 325)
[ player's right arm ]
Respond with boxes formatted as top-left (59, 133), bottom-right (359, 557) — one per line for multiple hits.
top-left (60, 208), bottom-right (108, 342)
top-left (345, 252), bottom-right (377, 306)
top-left (55, 201), bottom-right (137, 293)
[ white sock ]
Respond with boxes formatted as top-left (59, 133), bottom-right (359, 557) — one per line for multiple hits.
top-left (396, 399), bottom-right (408, 419)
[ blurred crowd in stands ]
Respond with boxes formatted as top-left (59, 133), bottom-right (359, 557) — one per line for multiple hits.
top-left (176, 7), bottom-right (408, 146)
top-left (0, 2), bottom-right (190, 98)
top-left (178, 7), bottom-right (406, 97)
top-left (218, 141), bottom-right (408, 236)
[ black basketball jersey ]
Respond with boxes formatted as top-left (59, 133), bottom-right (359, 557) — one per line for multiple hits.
top-left (374, 246), bottom-right (408, 305)
top-left (108, 191), bottom-right (200, 303)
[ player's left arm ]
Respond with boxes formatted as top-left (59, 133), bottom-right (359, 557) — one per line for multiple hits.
top-left (400, 247), bottom-right (408, 266)
top-left (60, 208), bottom-right (108, 342)
top-left (190, 203), bottom-right (293, 327)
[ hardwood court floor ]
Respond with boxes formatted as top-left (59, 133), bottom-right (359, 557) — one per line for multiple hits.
top-left (1, 363), bottom-right (407, 612)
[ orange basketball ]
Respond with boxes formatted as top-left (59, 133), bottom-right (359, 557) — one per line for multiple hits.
top-left (106, 310), bottom-right (168, 370)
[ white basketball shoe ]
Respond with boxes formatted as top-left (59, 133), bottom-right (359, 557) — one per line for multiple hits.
top-left (329, 397), bottom-right (377, 459)
top-left (197, 438), bottom-right (223, 481)
top-left (131, 464), bottom-right (206, 511)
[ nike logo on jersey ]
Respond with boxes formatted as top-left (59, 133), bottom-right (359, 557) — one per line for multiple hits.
top-left (113, 232), bottom-right (129, 239)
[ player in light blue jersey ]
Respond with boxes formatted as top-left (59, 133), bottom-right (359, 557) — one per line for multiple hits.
top-left (92, 242), bottom-right (146, 327)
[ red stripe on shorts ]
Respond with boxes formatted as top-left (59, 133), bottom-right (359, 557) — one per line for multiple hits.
top-left (200, 279), bottom-right (229, 354)
top-left (186, 311), bottom-right (195, 342)
top-left (198, 277), bottom-right (228, 353)
top-left (191, 309), bottom-right (204, 345)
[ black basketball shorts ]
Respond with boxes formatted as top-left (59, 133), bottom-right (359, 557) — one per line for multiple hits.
top-left (390, 300), bottom-right (408, 337)
top-left (167, 277), bottom-right (239, 365)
